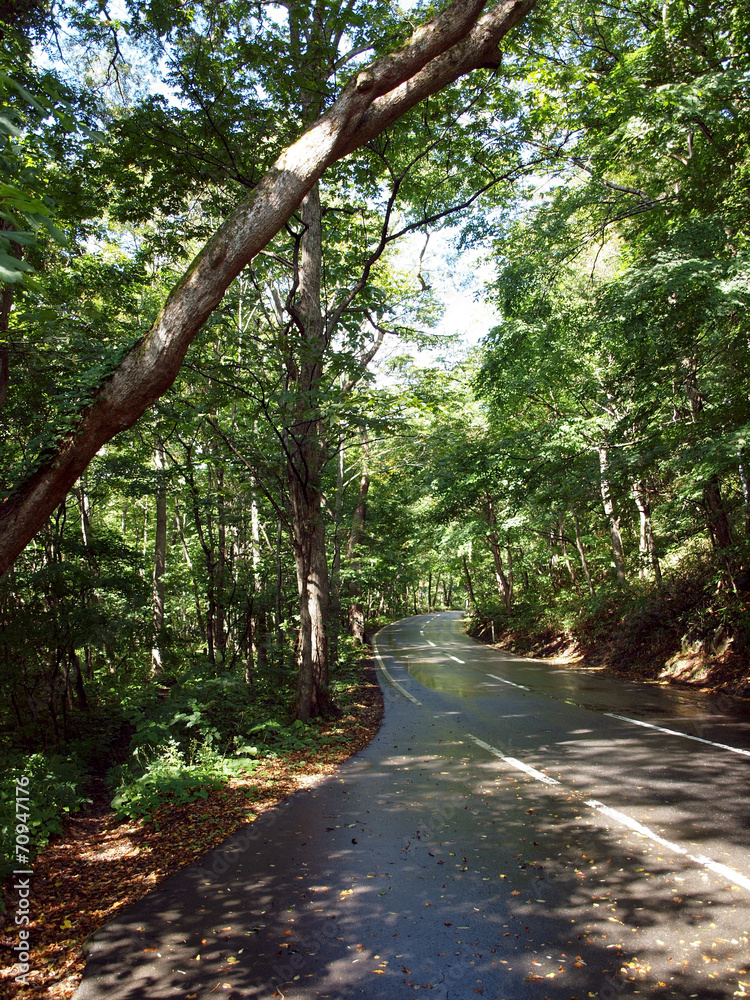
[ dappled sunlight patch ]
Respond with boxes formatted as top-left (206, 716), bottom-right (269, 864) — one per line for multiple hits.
top-left (80, 837), bottom-right (141, 863)
top-left (294, 772), bottom-right (326, 789)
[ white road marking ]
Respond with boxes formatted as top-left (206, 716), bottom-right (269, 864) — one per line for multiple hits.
top-left (447, 654), bottom-right (465, 664)
top-left (487, 672), bottom-right (530, 691)
top-left (466, 726), bottom-right (750, 895)
top-left (604, 713), bottom-right (750, 758)
top-left (387, 614), bottom-right (750, 894)
top-left (426, 639), bottom-right (436, 647)
top-left (465, 733), bottom-right (560, 786)
top-left (371, 634), bottom-right (422, 707)
top-left (585, 798), bottom-right (750, 894)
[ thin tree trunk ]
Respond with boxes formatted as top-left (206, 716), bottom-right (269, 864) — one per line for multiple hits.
top-left (462, 554), bottom-right (477, 611)
top-left (486, 496), bottom-right (512, 613)
top-left (0, 221), bottom-right (21, 413)
top-left (185, 456), bottom-right (217, 668)
top-left (290, 489), bottom-right (331, 720)
top-left (141, 499), bottom-right (149, 569)
top-left (632, 481), bottom-right (662, 586)
top-left (329, 440), bottom-right (345, 655)
top-left (347, 432), bottom-right (370, 645)
top-left (84, 646), bottom-right (94, 682)
top-left (78, 482), bottom-right (93, 552)
top-left (75, 481), bottom-right (99, 681)
top-left (248, 483), bottom-right (268, 681)
top-left (573, 513), bottom-right (595, 597)
top-left (739, 449), bottom-right (750, 540)
top-left (547, 525), bottom-right (556, 585)
top-left (151, 439), bottom-right (168, 676)
top-left (214, 460), bottom-right (228, 665)
top-left (69, 650), bottom-right (88, 710)
top-left (174, 505), bottom-right (206, 640)
top-left (505, 532), bottom-right (514, 605)
top-left (289, 181), bottom-right (331, 721)
top-left (273, 517), bottom-right (283, 675)
top-left (703, 475), bottom-right (733, 551)
top-left (598, 446), bottom-right (626, 586)
top-left (558, 512), bottom-right (577, 585)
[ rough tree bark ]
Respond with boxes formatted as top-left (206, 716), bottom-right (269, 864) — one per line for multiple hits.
top-left (0, 0), bottom-right (537, 577)
top-left (288, 182), bottom-right (332, 722)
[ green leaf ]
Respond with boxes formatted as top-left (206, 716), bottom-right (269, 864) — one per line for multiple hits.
top-left (0, 252), bottom-right (35, 281)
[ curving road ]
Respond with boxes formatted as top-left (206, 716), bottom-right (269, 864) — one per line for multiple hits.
top-left (77, 612), bottom-right (750, 1000)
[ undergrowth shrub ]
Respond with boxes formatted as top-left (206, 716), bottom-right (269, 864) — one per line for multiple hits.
top-left (109, 737), bottom-right (258, 824)
top-left (0, 754), bottom-right (89, 894)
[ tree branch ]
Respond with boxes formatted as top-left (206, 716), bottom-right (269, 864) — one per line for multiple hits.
top-left (0, 0), bottom-right (537, 576)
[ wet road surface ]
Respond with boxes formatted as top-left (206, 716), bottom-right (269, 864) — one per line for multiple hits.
top-left (77, 612), bottom-right (750, 999)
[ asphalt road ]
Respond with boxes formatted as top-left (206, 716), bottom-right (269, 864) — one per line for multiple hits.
top-left (77, 611), bottom-right (750, 1000)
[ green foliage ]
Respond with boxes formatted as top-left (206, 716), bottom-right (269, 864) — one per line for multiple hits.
top-left (106, 650), bottom-right (373, 823)
top-left (0, 753), bottom-right (89, 889)
top-left (0, 63), bottom-right (66, 284)
top-left (109, 737), bottom-right (255, 823)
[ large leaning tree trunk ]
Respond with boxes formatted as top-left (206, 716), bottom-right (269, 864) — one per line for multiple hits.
top-left (0, 0), bottom-right (536, 578)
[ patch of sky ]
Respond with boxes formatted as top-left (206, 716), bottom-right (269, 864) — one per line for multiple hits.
top-left (33, 0), bottom-right (184, 108)
top-left (383, 225), bottom-right (500, 372)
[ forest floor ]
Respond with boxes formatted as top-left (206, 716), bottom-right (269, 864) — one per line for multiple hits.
top-left (0, 660), bottom-right (383, 1000)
